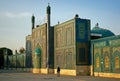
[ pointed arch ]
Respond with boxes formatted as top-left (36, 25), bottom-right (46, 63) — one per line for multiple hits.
top-left (104, 56), bottom-right (109, 68)
top-left (33, 43), bottom-right (42, 68)
top-left (115, 56), bottom-right (119, 69)
top-left (113, 50), bottom-right (120, 69)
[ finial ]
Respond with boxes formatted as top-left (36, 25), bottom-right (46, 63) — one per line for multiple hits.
top-left (95, 23), bottom-right (99, 27)
top-left (48, 3), bottom-right (50, 6)
top-left (74, 14), bottom-right (79, 18)
top-left (47, 3), bottom-right (51, 14)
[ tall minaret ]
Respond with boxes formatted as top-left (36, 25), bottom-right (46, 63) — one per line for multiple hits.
top-left (31, 14), bottom-right (35, 29)
top-left (46, 3), bottom-right (51, 69)
top-left (47, 3), bottom-right (51, 28)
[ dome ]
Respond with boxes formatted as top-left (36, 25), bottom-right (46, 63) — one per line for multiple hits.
top-left (91, 23), bottom-right (115, 38)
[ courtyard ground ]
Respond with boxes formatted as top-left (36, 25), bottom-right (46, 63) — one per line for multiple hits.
top-left (0, 69), bottom-right (120, 81)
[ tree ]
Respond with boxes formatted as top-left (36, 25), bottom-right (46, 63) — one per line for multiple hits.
top-left (19, 47), bottom-right (25, 54)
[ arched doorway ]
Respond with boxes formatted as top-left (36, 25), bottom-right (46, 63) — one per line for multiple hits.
top-left (33, 47), bottom-right (41, 69)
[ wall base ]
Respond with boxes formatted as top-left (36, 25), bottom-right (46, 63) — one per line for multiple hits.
top-left (54, 69), bottom-right (76, 76)
top-left (32, 68), bottom-right (54, 74)
top-left (41, 68), bottom-right (54, 74)
top-left (32, 68), bottom-right (40, 73)
top-left (94, 72), bottom-right (120, 78)
top-left (76, 66), bottom-right (90, 76)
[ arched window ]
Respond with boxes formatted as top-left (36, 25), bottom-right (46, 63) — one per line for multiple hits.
top-left (105, 56), bottom-right (109, 68)
top-left (66, 28), bottom-right (72, 45)
top-left (96, 57), bottom-right (100, 68)
top-left (56, 31), bottom-right (61, 47)
top-left (115, 56), bottom-right (119, 69)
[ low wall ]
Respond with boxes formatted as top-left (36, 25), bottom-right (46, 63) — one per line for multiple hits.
top-left (94, 72), bottom-right (120, 78)
top-left (54, 69), bottom-right (76, 76)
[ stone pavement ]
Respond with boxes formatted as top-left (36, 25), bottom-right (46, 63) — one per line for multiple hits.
top-left (0, 69), bottom-right (120, 81)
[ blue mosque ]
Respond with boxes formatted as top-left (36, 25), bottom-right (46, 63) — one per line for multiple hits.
top-left (1, 4), bottom-right (120, 78)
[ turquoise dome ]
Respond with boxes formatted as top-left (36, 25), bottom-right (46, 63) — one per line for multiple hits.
top-left (91, 23), bottom-right (115, 37)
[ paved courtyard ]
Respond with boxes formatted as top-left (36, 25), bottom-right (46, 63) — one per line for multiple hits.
top-left (0, 69), bottom-right (120, 81)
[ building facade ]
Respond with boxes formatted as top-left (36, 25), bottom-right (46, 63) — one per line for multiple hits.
top-left (91, 35), bottom-right (120, 78)
top-left (54, 17), bottom-right (90, 75)
top-left (28, 4), bottom-right (91, 75)
top-left (25, 4), bottom-right (120, 78)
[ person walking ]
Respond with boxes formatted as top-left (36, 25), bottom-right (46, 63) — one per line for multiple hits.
top-left (57, 66), bottom-right (60, 77)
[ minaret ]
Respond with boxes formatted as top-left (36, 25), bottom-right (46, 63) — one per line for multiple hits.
top-left (47, 3), bottom-right (51, 28)
top-left (46, 3), bottom-right (51, 69)
top-left (31, 14), bottom-right (35, 29)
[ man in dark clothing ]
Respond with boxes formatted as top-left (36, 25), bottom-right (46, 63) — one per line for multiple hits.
top-left (57, 66), bottom-right (60, 77)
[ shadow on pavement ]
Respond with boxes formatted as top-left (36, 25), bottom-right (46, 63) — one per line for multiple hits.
top-left (0, 69), bottom-right (31, 73)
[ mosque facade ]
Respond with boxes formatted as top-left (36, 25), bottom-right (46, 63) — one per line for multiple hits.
top-left (26, 4), bottom-right (120, 78)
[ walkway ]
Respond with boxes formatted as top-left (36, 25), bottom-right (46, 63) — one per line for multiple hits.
top-left (0, 69), bottom-right (120, 81)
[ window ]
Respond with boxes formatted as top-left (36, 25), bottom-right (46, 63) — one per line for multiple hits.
top-left (79, 48), bottom-right (86, 62)
top-left (66, 52), bottom-right (72, 69)
top-left (96, 57), bottom-right (100, 68)
top-left (78, 23), bottom-right (85, 39)
top-left (66, 28), bottom-right (72, 45)
top-left (57, 55), bottom-right (60, 66)
top-left (105, 56), bottom-right (109, 68)
top-left (56, 31), bottom-right (61, 47)
top-left (115, 56), bottom-right (119, 69)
